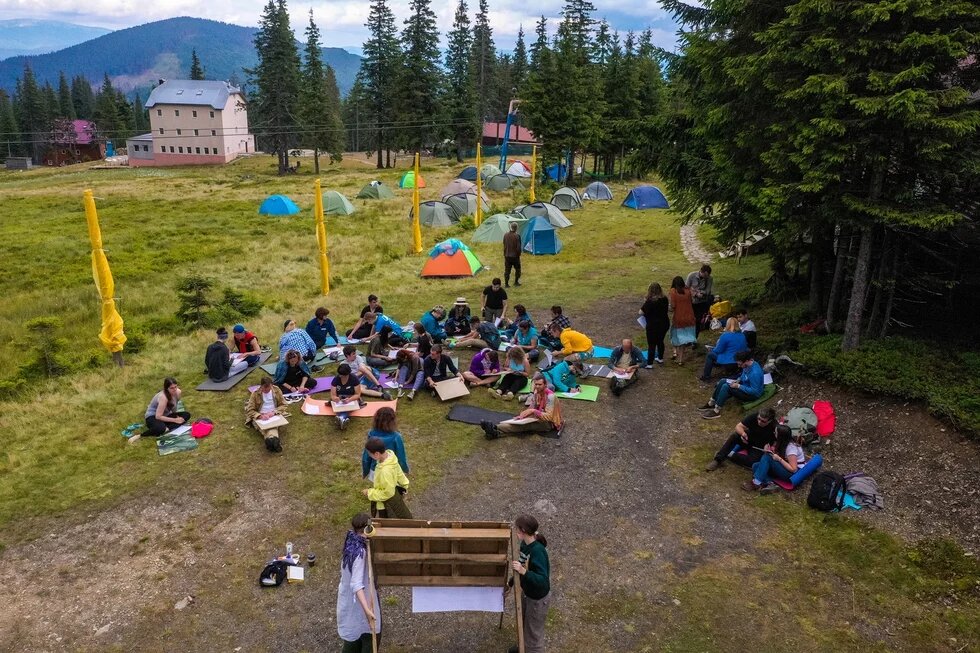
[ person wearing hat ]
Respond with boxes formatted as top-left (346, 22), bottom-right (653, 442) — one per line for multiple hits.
top-left (419, 305), bottom-right (447, 342)
top-left (279, 319), bottom-right (318, 362)
top-left (205, 327), bottom-right (248, 382)
top-left (445, 297), bottom-right (472, 336)
top-left (232, 324), bottom-right (262, 366)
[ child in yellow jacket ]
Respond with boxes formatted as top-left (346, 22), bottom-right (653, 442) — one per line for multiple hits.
top-left (362, 437), bottom-right (412, 518)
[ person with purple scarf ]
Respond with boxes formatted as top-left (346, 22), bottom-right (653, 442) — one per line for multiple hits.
top-left (337, 513), bottom-right (381, 652)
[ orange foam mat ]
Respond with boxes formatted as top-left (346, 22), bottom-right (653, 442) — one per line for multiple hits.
top-left (301, 398), bottom-right (398, 417)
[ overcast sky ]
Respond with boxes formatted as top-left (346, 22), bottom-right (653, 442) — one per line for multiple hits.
top-left (0, 0), bottom-right (681, 51)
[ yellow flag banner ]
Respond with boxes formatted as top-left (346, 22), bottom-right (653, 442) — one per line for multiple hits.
top-left (411, 152), bottom-right (423, 254)
top-left (314, 178), bottom-right (330, 294)
top-left (529, 145), bottom-right (537, 204)
top-left (83, 189), bottom-right (126, 354)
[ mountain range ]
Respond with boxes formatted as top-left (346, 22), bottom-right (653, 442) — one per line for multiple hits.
top-left (0, 19), bottom-right (111, 60)
top-left (0, 16), bottom-right (361, 97)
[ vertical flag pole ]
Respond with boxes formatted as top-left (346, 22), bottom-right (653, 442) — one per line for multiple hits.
top-left (314, 178), bottom-right (330, 294)
top-left (411, 152), bottom-right (423, 254)
top-left (475, 142), bottom-right (484, 227)
top-left (529, 145), bottom-right (537, 204)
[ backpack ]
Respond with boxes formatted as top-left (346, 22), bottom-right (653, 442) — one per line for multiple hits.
top-left (259, 560), bottom-right (290, 587)
top-left (807, 471), bottom-right (846, 512)
top-left (785, 407), bottom-right (818, 445)
top-left (812, 400), bottom-right (836, 437)
top-left (191, 418), bottom-right (214, 438)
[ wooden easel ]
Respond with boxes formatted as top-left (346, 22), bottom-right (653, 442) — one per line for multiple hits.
top-left (367, 519), bottom-right (525, 653)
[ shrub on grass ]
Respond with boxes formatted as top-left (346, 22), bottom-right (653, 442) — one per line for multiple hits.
top-left (175, 275), bottom-right (213, 328)
top-left (17, 317), bottom-right (75, 381)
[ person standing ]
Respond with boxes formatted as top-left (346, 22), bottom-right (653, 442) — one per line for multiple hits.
top-left (668, 276), bottom-right (697, 365)
top-left (639, 283), bottom-right (670, 366)
top-left (686, 264), bottom-right (714, 336)
top-left (336, 513), bottom-right (381, 653)
top-left (362, 437), bottom-right (412, 518)
top-left (503, 222), bottom-right (523, 287)
top-left (481, 278), bottom-right (509, 323)
top-left (507, 514), bottom-right (551, 653)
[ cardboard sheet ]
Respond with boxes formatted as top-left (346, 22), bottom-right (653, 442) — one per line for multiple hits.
top-left (435, 376), bottom-right (469, 401)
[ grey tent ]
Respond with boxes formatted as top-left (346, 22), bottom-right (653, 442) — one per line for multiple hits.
top-left (471, 213), bottom-right (528, 243)
top-left (409, 201), bottom-right (461, 227)
top-left (323, 190), bottom-right (355, 215)
top-left (550, 187), bottom-right (583, 211)
top-left (480, 163), bottom-right (503, 179)
top-left (513, 202), bottom-right (573, 228)
top-left (444, 192), bottom-right (491, 217)
top-left (583, 181), bottom-right (613, 201)
top-left (485, 174), bottom-right (526, 192)
top-left (356, 181), bottom-right (395, 199)
top-left (440, 178), bottom-right (489, 203)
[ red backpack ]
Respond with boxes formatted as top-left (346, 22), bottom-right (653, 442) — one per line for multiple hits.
top-left (812, 401), bottom-right (836, 437)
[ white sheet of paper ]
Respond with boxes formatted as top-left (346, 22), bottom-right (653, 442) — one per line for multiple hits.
top-left (322, 346), bottom-right (343, 356)
top-left (493, 317), bottom-right (502, 327)
top-left (763, 373), bottom-right (773, 385)
top-left (347, 338), bottom-right (361, 344)
top-left (287, 565), bottom-right (304, 583)
top-left (170, 424), bottom-right (191, 436)
top-left (543, 349), bottom-right (554, 367)
top-left (501, 416), bottom-right (538, 425)
top-left (383, 380), bottom-right (399, 389)
top-left (637, 315), bottom-right (647, 328)
top-left (612, 370), bottom-right (632, 380)
top-left (304, 402), bottom-right (320, 414)
top-left (412, 586), bottom-right (504, 613)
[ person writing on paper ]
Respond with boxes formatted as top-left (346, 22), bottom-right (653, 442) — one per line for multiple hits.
top-left (705, 407), bottom-right (777, 471)
top-left (232, 324), bottom-right (262, 366)
top-left (362, 408), bottom-right (409, 481)
top-left (492, 346), bottom-right (530, 399)
top-left (699, 350), bottom-right (764, 419)
top-left (347, 294), bottom-right (385, 339)
top-left (205, 327), bottom-right (247, 382)
top-left (608, 339), bottom-right (645, 397)
top-left (412, 322), bottom-right (433, 359)
top-left (341, 345), bottom-right (393, 400)
top-left (507, 514), bottom-right (551, 653)
top-left (462, 348), bottom-right (501, 387)
top-left (501, 304), bottom-right (533, 339)
top-left (362, 311), bottom-right (406, 349)
top-left (510, 319), bottom-right (540, 363)
top-left (640, 282), bottom-right (669, 365)
top-left (549, 323), bottom-right (593, 376)
top-left (273, 349), bottom-right (314, 394)
top-left (245, 376), bottom-right (286, 453)
top-left (444, 297), bottom-right (472, 336)
top-left (744, 424), bottom-right (805, 493)
top-left (279, 319), bottom-right (318, 362)
top-left (423, 344), bottom-right (460, 395)
top-left (144, 377), bottom-right (190, 437)
top-left (481, 277), bottom-right (508, 322)
top-left (362, 437), bottom-right (412, 518)
top-left (306, 306), bottom-right (339, 348)
top-left (394, 348), bottom-right (424, 400)
top-left (419, 305), bottom-right (447, 343)
top-left (337, 512), bottom-right (382, 652)
top-left (331, 363), bottom-right (364, 431)
top-left (698, 317), bottom-right (748, 382)
top-left (481, 373), bottom-right (563, 439)
top-left (454, 316), bottom-right (502, 350)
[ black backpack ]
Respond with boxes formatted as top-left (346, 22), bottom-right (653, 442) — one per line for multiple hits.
top-left (259, 560), bottom-right (290, 587)
top-left (807, 471), bottom-right (846, 512)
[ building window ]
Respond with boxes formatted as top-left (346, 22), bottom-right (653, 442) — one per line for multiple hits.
top-left (210, 111), bottom-right (215, 118)
top-left (175, 109), bottom-right (180, 117)
top-left (169, 146), bottom-right (175, 153)
top-left (211, 129), bottom-right (216, 136)
top-left (192, 110), bottom-right (197, 118)
top-left (176, 129), bottom-right (182, 136)
top-left (160, 146), bottom-right (165, 152)
top-left (195, 147), bottom-right (201, 154)
top-left (159, 128), bottom-right (164, 134)
top-left (194, 129), bottom-right (199, 136)
top-left (156, 109), bottom-right (161, 116)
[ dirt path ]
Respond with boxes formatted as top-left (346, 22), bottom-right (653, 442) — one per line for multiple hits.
top-left (680, 224), bottom-right (714, 264)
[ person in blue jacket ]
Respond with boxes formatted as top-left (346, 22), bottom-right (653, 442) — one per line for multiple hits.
top-left (699, 350), bottom-right (764, 419)
top-left (305, 306), bottom-right (339, 348)
top-left (361, 407), bottom-right (409, 479)
top-left (698, 317), bottom-right (749, 382)
top-left (419, 305), bottom-right (447, 342)
top-left (607, 338), bottom-right (646, 396)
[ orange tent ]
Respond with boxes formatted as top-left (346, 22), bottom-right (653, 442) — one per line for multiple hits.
top-left (420, 239), bottom-right (484, 277)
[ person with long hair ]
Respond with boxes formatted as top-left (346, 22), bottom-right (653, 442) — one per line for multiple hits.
top-left (144, 377), bottom-right (190, 436)
top-left (508, 514), bottom-right (551, 653)
top-left (639, 282), bottom-right (669, 365)
top-left (668, 275), bottom-right (697, 365)
top-left (744, 424), bottom-right (806, 493)
top-left (362, 437), bottom-right (412, 518)
top-left (336, 512), bottom-right (381, 652)
top-left (492, 346), bottom-right (530, 399)
top-left (444, 297), bottom-right (472, 336)
top-left (394, 348), bottom-right (424, 400)
top-left (463, 347), bottom-right (502, 387)
top-left (273, 349), bottom-right (315, 394)
top-left (362, 408), bottom-right (409, 481)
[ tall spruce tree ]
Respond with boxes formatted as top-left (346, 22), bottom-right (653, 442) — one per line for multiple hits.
top-left (300, 11), bottom-right (345, 173)
top-left (512, 26), bottom-right (528, 94)
top-left (529, 16), bottom-right (548, 69)
top-left (57, 72), bottom-right (75, 120)
top-left (444, 0), bottom-right (477, 161)
top-left (470, 0), bottom-right (497, 125)
top-left (189, 49), bottom-right (206, 80)
top-left (15, 65), bottom-right (45, 162)
top-left (358, 0), bottom-right (401, 168)
top-left (398, 0), bottom-right (442, 152)
top-left (0, 89), bottom-right (21, 157)
top-left (71, 76), bottom-right (95, 120)
top-left (93, 74), bottom-right (122, 141)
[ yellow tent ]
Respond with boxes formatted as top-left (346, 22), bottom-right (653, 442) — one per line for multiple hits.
top-left (83, 189), bottom-right (126, 358)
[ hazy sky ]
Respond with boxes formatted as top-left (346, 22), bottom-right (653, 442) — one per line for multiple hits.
top-left (0, 0), bottom-right (680, 51)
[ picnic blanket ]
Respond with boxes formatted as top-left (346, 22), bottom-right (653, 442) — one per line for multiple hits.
top-left (157, 431), bottom-right (198, 456)
top-left (195, 352), bottom-right (272, 391)
top-left (301, 398), bottom-right (398, 417)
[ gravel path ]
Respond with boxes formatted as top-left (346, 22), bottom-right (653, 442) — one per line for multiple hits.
top-left (680, 224), bottom-right (714, 264)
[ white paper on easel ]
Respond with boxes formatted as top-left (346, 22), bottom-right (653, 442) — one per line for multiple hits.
top-left (411, 586), bottom-right (504, 613)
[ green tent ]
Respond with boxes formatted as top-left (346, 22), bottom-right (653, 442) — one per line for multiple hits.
top-left (444, 192), bottom-right (491, 217)
top-left (409, 201), bottom-right (460, 227)
top-left (323, 190), bottom-right (355, 215)
top-left (356, 181), bottom-right (395, 199)
top-left (550, 187), bottom-right (583, 211)
top-left (480, 164), bottom-right (503, 178)
top-left (471, 213), bottom-right (528, 243)
top-left (485, 173), bottom-right (525, 192)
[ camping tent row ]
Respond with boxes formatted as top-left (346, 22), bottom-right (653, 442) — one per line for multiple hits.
top-left (259, 192), bottom-right (357, 216)
top-left (513, 202), bottom-right (572, 228)
top-left (458, 163), bottom-right (532, 182)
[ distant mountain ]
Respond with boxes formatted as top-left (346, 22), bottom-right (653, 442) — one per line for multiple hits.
top-left (0, 19), bottom-right (111, 60)
top-left (0, 16), bottom-right (361, 96)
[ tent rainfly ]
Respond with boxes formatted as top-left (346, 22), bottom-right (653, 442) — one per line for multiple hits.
top-left (259, 194), bottom-right (300, 215)
top-left (484, 174), bottom-right (525, 192)
top-left (583, 181), bottom-right (613, 200)
top-left (444, 192), bottom-right (491, 217)
top-left (550, 187), bottom-right (583, 211)
top-left (458, 166), bottom-right (479, 182)
top-left (505, 160), bottom-right (532, 177)
top-left (480, 163), bottom-right (503, 179)
top-left (513, 201), bottom-right (573, 228)
top-left (622, 186), bottom-right (669, 209)
top-left (420, 239), bottom-right (484, 277)
top-left (398, 170), bottom-right (426, 188)
top-left (439, 178), bottom-right (488, 202)
top-left (356, 181), bottom-right (396, 199)
top-left (323, 190), bottom-right (355, 215)
top-left (409, 201), bottom-right (461, 227)
top-left (471, 213), bottom-right (528, 243)
top-left (521, 216), bottom-right (562, 255)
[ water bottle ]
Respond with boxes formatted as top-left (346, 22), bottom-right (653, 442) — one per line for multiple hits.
top-left (286, 541), bottom-right (293, 558)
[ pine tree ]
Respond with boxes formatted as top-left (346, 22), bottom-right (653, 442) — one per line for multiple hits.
top-left (93, 74), bottom-right (121, 142)
top-left (444, 0), bottom-right (477, 162)
top-left (133, 94), bottom-right (149, 132)
top-left (300, 11), bottom-right (345, 173)
top-left (189, 49), bottom-right (206, 80)
top-left (529, 16), bottom-right (548, 69)
top-left (470, 0), bottom-right (497, 125)
top-left (0, 89), bottom-right (22, 157)
top-left (512, 26), bottom-right (528, 94)
top-left (358, 0), bottom-right (401, 168)
top-left (71, 76), bottom-right (95, 120)
top-left (494, 53), bottom-right (514, 120)
top-left (398, 0), bottom-right (442, 151)
top-left (15, 65), bottom-right (45, 162)
top-left (41, 82), bottom-right (58, 122)
top-left (57, 72), bottom-right (75, 120)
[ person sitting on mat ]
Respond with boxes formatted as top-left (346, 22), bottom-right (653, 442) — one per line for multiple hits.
top-left (419, 305), bottom-right (447, 343)
top-left (347, 294), bottom-right (384, 339)
top-left (510, 319), bottom-right (540, 363)
top-left (412, 322), bottom-right (433, 359)
top-left (205, 327), bottom-right (247, 382)
top-left (144, 377), bottom-right (190, 437)
top-left (362, 407), bottom-right (409, 481)
top-left (232, 324), bottom-right (262, 366)
top-left (362, 311), bottom-right (406, 350)
top-left (481, 373), bottom-right (563, 439)
top-left (454, 315), bottom-right (502, 350)
top-left (341, 345), bottom-right (392, 400)
top-left (331, 363), bottom-right (365, 430)
top-left (394, 348), bottom-right (425, 400)
top-left (273, 348), bottom-right (315, 394)
top-left (744, 424), bottom-right (805, 493)
top-left (539, 305), bottom-right (570, 351)
top-left (735, 307), bottom-right (758, 350)
top-left (362, 437), bottom-right (412, 518)
top-left (608, 338), bottom-right (645, 397)
top-left (500, 304), bottom-right (533, 339)
top-left (423, 344), bottom-right (460, 395)
top-left (306, 306), bottom-right (339, 348)
top-left (245, 376), bottom-right (286, 453)
top-left (549, 323), bottom-right (593, 376)
top-left (279, 319), bottom-right (318, 362)
top-left (463, 348), bottom-right (501, 387)
top-left (336, 513), bottom-right (381, 652)
top-left (445, 297), bottom-right (472, 336)
top-left (492, 346), bottom-right (531, 400)
top-left (704, 407), bottom-right (777, 471)
top-left (540, 359), bottom-right (581, 395)
top-left (699, 317), bottom-right (748, 382)
top-left (699, 350), bottom-right (764, 419)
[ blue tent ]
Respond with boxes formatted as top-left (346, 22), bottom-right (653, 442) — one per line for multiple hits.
top-left (544, 163), bottom-right (567, 182)
top-left (259, 194), bottom-right (301, 215)
top-left (622, 186), bottom-right (669, 210)
top-left (458, 166), bottom-right (479, 182)
top-left (521, 216), bottom-right (562, 255)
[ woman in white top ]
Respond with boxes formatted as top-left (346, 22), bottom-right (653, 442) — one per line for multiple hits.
top-left (745, 424), bottom-right (806, 492)
top-left (337, 512), bottom-right (381, 652)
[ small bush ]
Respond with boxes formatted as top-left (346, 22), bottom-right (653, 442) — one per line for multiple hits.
top-left (17, 317), bottom-right (75, 381)
top-left (217, 288), bottom-right (262, 319)
top-left (175, 275), bottom-right (213, 328)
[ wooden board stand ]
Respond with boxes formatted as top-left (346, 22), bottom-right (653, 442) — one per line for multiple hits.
top-left (367, 519), bottom-right (524, 652)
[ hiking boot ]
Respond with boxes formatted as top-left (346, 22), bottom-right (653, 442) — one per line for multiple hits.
top-left (381, 390), bottom-right (393, 401)
top-left (265, 436), bottom-right (281, 453)
top-left (489, 388), bottom-right (502, 399)
top-left (481, 420), bottom-right (499, 440)
top-left (397, 388), bottom-right (404, 398)
top-left (406, 390), bottom-right (415, 401)
top-left (698, 402), bottom-right (714, 411)
top-left (704, 459), bottom-right (721, 472)
top-left (515, 281), bottom-right (521, 287)
top-left (517, 393), bottom-right (529, 403)
top-left (741, 481), bottom-right (760, 492)
top-left (701, 410), bottom-right (722, 420)
top-left (611, 383), bottom-right (623, 397)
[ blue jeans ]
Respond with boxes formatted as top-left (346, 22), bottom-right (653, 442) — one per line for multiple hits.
top-left (397, 367), bottom-right (425, 391)
top-left (712, 379), bottom-right (755, 408)
top-left (702, 352), bottom-right (719, 379)
top-left (752, 453), bottom-right (794, 485)
top-left (359, 367), bottom-right (382, 391)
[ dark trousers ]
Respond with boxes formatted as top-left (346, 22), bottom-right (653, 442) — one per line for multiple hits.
top-left (348, 323), bottom-right (373, 339)
top-left (714, 432), bottom-right (763, 468)
top-left (370, 490), bottom-right (412, 519)
top-left (341, 630), bottom-right (382, 653)
top-left (498, 373), bottom-right (528, 395)
top-left (375, 325), bottom-right (405, 349)
top-left (693, 301), bottom-right (711, 336)
top-left (145, 411), bottom-right (191, 437)
top-left (645, 321), bottom-right (668, 361)
top-left (504, 256), bottom-right (521, 285)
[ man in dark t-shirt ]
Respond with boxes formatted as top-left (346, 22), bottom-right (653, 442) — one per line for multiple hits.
top-left (705, 407), bottom-right (777, 471)
top-left (481, 278), bottom-right (508, 322)
top-left (330, 363), bottom-right (364, 430)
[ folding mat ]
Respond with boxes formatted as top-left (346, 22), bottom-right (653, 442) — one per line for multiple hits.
top-left (301, 398), bottom-right (398, 417)
top-left (446, 404), bottom-right (560, 437)
top-left (195, 352), bottom-right (272, 391)
top-left (248, 373), bottom-right (393, 395)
